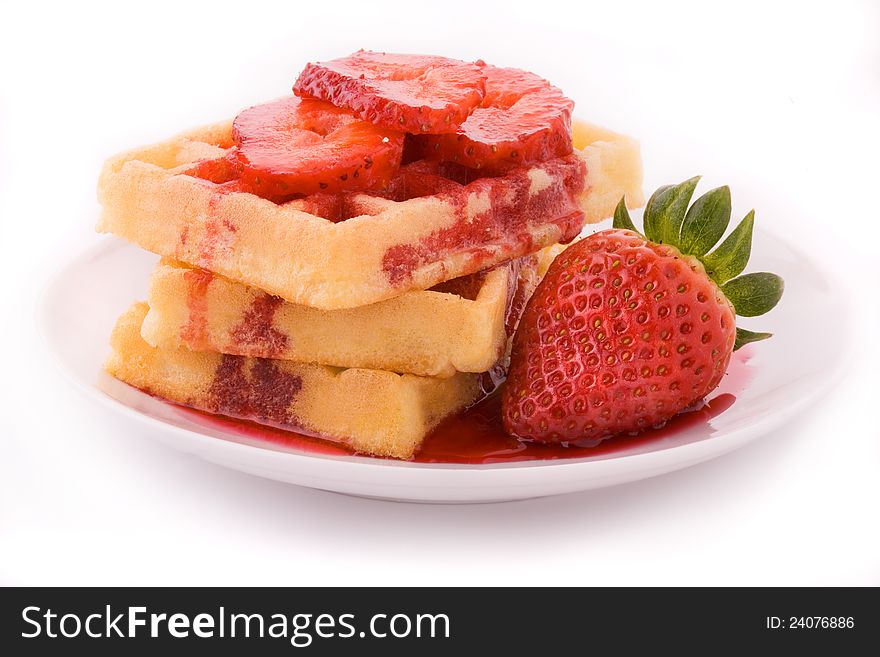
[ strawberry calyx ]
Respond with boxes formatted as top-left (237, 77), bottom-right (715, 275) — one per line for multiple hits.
top-left (613, 178), bottom-right (784, 349)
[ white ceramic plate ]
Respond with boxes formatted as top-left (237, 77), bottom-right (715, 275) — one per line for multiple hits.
top-left (41, 227), bottom-right (843, 503)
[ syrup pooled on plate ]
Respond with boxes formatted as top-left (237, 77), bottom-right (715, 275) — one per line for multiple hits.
top-left (414, 392), bottom-right (736, 463)
top-left (172, 348), bottom-right (753, 464)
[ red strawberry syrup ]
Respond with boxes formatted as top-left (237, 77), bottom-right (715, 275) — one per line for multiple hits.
top-left (170, 348), bottom-right (755, 464)
top-left (180, 268), bottom-right (213, 344)
top-left (175, 408), bottom-right (351, 457)
top-left (416, 390), bottom-right (736, 463)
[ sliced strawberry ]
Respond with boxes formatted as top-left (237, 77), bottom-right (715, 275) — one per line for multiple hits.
top-left (231, 95), bottom-right (404, 200)
top-left (420, 66), bottom-right (574, 170)
top-left (293, 51), bottom-right (486, 134)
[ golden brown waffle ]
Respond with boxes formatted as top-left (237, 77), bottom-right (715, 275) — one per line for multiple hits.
top-left (109, 303), bottom-right (502, 459)
top-left (97, 119), bottom-right (642, 310)
top-left (141, 254), bottom-right (538, 378)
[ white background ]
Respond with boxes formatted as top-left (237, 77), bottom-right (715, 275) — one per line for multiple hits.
top-left (1, 0), bottom-right (878, 585)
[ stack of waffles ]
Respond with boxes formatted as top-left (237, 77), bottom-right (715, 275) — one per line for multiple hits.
top-left (99, 53), bottom-right (643, 459)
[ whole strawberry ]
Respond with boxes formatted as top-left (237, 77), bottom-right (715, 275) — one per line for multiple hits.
top-left (502, 177), bottom-right (783, 442)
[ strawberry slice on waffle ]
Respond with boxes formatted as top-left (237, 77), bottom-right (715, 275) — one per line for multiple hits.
top-left (420, 65), bottom-right (574, 170)
top-left (293, 50), bottom-right (486, 134)
top-left (231, 96), bottom-right (404, 200)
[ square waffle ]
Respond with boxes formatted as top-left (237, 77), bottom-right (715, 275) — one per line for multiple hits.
top-left (108, 303), bottom-right (502, 459)
top-left (97, 120), bottom-right (642, 310)
top-left (141, 254), bottom-right (539, 378)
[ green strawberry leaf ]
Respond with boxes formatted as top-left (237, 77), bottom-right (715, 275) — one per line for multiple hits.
top-left (701, 210), bottom-right (755, 284)
top-left (734, 327), bottom-right (774, 351)
top-left (720, 272), bottom-right (784, 317)
top-left (641, 184), bottom-right (672, 243)
top-left (679, 185), bottom-right (731, 256)
top-left (642, 177), bottom-right (700, 245)
top-left (612, 197), bottom-right (640, 233)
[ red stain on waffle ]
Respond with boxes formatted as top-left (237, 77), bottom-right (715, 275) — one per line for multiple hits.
top-left (207, 355), bottom-right (303, 426)
top-left (196, 199), bottom-right (238, 268)
top-left (229, 294), bottom-right (289, 358)
top-left (180, 268), bottom-right (213, 345)
top-left (381, 156), bottom-right (586, 285)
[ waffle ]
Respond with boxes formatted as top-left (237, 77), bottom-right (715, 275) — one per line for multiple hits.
top-left (141, 253), bottom-right (538, 378)
top-left (109, 303), bottom-right (504, 459)
top-left (97, 119), bottom-right (642, 310)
